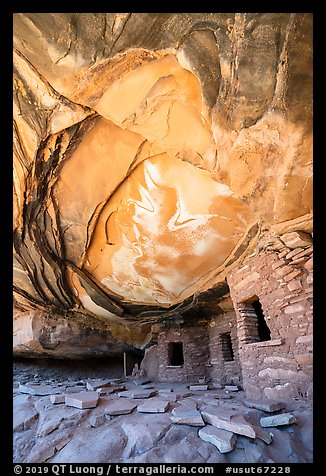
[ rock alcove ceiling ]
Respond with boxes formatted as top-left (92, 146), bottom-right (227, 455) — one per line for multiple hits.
top-left (13, 13), bottom-right (312, 356)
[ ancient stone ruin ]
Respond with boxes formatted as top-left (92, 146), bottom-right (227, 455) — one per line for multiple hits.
top-left (13, 13), bottom-right (313, 464)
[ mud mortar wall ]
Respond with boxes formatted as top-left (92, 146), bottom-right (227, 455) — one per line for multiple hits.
top-left (157, 327), bottom-right (209, 382)
top-left (227, 247), bottom-right (313, 401)
top-left (208, 311), bottom-right (242, 386)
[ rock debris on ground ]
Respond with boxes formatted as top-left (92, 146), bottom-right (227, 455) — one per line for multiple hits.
top-left (13, 362), bottom-right (313, 464)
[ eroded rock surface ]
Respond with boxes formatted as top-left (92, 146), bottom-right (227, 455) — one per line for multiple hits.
top-left (13, 364), bottom-right (313, 463)
top-left (13, 13), bottom-right (312, 354)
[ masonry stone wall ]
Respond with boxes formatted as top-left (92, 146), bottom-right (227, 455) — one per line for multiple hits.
top-left (207, 311), bottom-right (242, 387)
top-left (227, 245), bottom-right (313, 402)
top-left (157, 327), bottom-right (209, 382)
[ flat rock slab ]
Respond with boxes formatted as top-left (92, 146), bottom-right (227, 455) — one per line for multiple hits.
top-left (158, 388), bottom-right (173, 394)
top-left (224, 386), bottom-right (239, 392)
top-left (133, 378), bottom-right (152, 385)
top-left (109, 378), bottom-right (125, 384)
top-left (201, 409), bottom-right (256, 438)
top-left (50, 394), bottom-right (66, 404)
top-left (104, 399), bottom-right (137, 415)
top-left (158, 394), bottom-right (177, 402)
top-left (210, 384), bottom-right (224, 390)
top-left (204, 392), bottom-right (227, 398)
top-left (137, 398), bottom-right (170, 413)
top-left (244, 400), bottom-right (285, 413)
top-left (178, 398), bottom-right (197, 407)
top-left (205, 394), bottom-right (232, 401)
top-left (175, 392), bottom-right (192, 399)
top-left (198, 426), bottom-right (236, 453)
top-left (201, 398), bottom-right (228, 408)
top-left (172, 405), bottom-right (199, 418)
top-left (260, 413), bottom-right (297, 427)
top-left (96, 385), bottom-right (125, 395)
top-left (65, 391), bottom-right (99, 409)
top-left (18, 383), bottom-right (60, 396)
top-left (64, 381), bottom-right (85, 387)
top-left (86, 380), bottom-right (113, 391)
top-left (64, 386), bottom-right (86, 394)
top-left (243, 438), bottom-right (265, 463)
top-left (170, 414), bottom-right (205, 427)
top-left (118, 390), bottom-right (157, 399)
top-left (13, 400), bottom-right (39, 432)
top-left (189, 385), bottom-right (208, 391)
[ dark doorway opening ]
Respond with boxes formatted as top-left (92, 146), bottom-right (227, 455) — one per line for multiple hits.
top-left (220, 332), bottom-right (234, 361)
top-left (124, 351), bottom-right (144, 376)
top-left (168, 342), bottom-right (184, 366)
top-left (252, 299), bottom-right (271, 342)
top-left (239, 296), bottom-right (271, 344)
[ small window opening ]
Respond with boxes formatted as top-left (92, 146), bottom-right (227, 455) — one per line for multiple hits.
top-left (252, 299), bottom-right (271, 342)
top-left (238, 296), bottom-right (271, 344)
top-left (168, 342), bottom-right (184, 366)
top-left (220, 332), bottom-right (234, 361)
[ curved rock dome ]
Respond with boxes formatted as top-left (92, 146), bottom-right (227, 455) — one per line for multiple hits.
top-left (13, 13), bottom-right (312, 356)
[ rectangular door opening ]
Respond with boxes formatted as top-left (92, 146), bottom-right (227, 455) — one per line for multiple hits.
top-left (168, 342), bottom-right (184, 366)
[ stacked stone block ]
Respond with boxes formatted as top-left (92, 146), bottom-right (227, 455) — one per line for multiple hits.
top-left (227, 244), bottom-right (313, 401)
top-left (207, 311), bottom-right (242, 386)
top-left (157, 328), bottom-right (209, 382)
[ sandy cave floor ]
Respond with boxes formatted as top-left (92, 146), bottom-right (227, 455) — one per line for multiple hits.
top-left (13, 359), bottom-right (313, 464)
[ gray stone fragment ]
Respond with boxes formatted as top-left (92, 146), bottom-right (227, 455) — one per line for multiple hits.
top-left (13, 404), bottom-right (39, 432)
top-left (175, 392), bottom-right (192, 399)
top-left (37, 420), bottom-right (61, 437)
top-left (64, 386), bottom-right (86, 394)
top-left (133, 378), bottom-right (152, 385)
top-left (109, 378), bottom-right (125, 384)
top-left (253, 425), bottom-right (273, 444)
top-left (210, 384), bottom-right (224, 390)
top-left (260, 413), bottom-right (297, 427)
top-left (96, 385), bottom-right (125, 396)
top-left (158, 388), bottom-right (173, 394)
top-left (170, 403), bottom-right (204, 426)
top-left (86, 380), bottom-right (113, 391)
top-left (177, 398), bottom-right (197, 408)
top-left (170, 414), bottom-right (205, 426)
top-left (204, 392), bottom-right (228, 398)
top-left (189, 385), bottom-right (208, 391)
top-left (159, 394), bottom-right (177, 402)
top-left (201, 409), bottom-right (256, 438)
top-left (244, 399), bottom-right (285, 413)
top-left (118, 389), bottom-right (157, 399)
top-left (137, 398), bottom-right (170, 413)
top-left (104, 399), bottom-right (137, 415)
top-left (243, 439), bottom-right (265, 463)
top-left (198, 426), bottom-right (236, 453)
top-left (50, 394), bottom-right (66, 404)
top-left (64, 381), bottom-right (85, 387)
top-left (89, 414), bottom-right (107, 428)
top-left (224, 385), bottom-right (239, 392)
top-left (18, 383), bottom-right (60, 396)
top-left (65, 391), bottom-right (99, 409)
top-left (172, 405), bottom-right (199, 417)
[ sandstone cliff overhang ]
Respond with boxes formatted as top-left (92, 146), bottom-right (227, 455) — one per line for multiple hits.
top-left (13, 13), bottom-right (312, 352)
